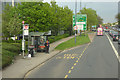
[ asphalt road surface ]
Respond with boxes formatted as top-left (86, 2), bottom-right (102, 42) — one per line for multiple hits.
top-left (26, 32), bottom-right (119, 78)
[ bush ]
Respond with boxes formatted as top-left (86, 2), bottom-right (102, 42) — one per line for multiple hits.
top-left (2, 42), bottom-right (21, 68)
top-left (2, 43), bottom-right (21, 54)
top-left (48, 34), bottom-right (69, 43)
top-left (2, 39), bottom-right (15, 43)
top-left (2, 53), bottom-right (12, 68)
top-left (15, 39), bottom-right (22, 43)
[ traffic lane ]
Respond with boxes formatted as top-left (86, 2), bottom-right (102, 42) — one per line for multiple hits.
top-left (26, 44), bottom-right (88, 78)
top-left (106, 32), bottom-right (119, 52)
top-left (68, 34), bottom-right (118, 78)
top-left (106, 32), bottom-right (120, 57)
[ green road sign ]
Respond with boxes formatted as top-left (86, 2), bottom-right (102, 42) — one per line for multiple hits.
top-left (73, 14), bottom-right (87, 30)
top-left (92, 25), bottom-right (96, 28)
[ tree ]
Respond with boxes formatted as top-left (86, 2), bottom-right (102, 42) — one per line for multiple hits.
top-left (80, 8), bottom-right (99, 30)
top-left (3, 1), bottom-right (73, 38)
top-left (2, 4), bottom-right (22, 39)
top-left (7, 13), bottom-right (21, 37)
top-left (116, 13), bottom-right (120, 26)
top-left (97, 15), bottom-right (103, 24)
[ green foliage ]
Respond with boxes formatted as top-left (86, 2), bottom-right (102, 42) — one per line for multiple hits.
top-left (97, 15), bottom-right (103, 24)
top-left (2, 4), bottom-right (22, 37)
top-left (48, 34), bottom-right (69, 43)
top-left (2, 42), bottom-right (21, 68)
top-left (116, 13), bottom-right (120, 24)
top-left (2, 2), bottom-right (73, 37)
top-left (79, 8), bottom-right (103, 30)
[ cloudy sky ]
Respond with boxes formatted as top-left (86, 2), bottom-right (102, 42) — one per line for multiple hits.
top-left (2, 0), bottom-right (120, 23)
top-left (43, 0), bottom-right (119, 23)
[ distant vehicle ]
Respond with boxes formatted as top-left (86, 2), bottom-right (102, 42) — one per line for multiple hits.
top-left (111, 31), bottom-right (117, 37)
top-left (109, 30), bottom-right (114, 36)
top-left (92, 29), bottom-right (96, 32)
top-left (104, 28), bottom-right (106, 31)
top-left (97, 27), bottom-right (103, 36)
top-left (104, 26), bottom-right (109, 32)
top-left (112, 32), bottom-right (118, 41)
top-left (104, 29), bottom-right (109, 32)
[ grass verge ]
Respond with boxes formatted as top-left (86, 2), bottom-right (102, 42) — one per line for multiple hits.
top-left (55, 34), bottom-right (90, 50)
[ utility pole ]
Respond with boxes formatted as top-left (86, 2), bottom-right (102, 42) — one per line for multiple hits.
top-left (80, 0), bottom-right (82, 12)
top-left (12, 0), bottom-right (14, 7)
top-left (75, 0), bottom-right (77, 44)
top-left (80, 0), bottom-right (82, 36)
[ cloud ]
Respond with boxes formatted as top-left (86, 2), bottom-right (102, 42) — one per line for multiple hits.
top-left (43, 0), bottom-right (120, 2)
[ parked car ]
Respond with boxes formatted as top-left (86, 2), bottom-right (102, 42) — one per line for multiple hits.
top-left (104, 29), bottom-right (109, 32)
top-left (112, 32), bottom-right (118, 41)
top-left (109, 30), bottom-right (114, 36)
top-left (118, 34), bottom-right (120, 44)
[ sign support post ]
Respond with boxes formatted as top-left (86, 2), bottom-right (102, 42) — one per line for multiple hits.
top-left (22, 21), bottom-right (25, 58)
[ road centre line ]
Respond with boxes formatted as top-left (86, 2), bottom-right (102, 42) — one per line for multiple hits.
top-left (74, 63), bottom-right (77, 65)
top-left (71, 66), bottom-right (74, 69)
top-left (64, 75), bottom-right (68, 78)
top-left (68, 70), bottom-right (71, 73)
top-left (76, 60), bottom-right (78, 62)
top-left (64, 43), bottom-right (90, 78)
top-left (105, 33), bottom-right (120, 62)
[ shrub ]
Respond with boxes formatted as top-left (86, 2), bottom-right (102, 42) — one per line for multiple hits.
top-left (2, 42), bottom-right (21, 68)
top-left (48, 34), bottom-right (69, 43)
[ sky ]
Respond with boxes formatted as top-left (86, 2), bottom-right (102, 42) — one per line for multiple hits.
top-left (2, 0), bottom-right (120, 23)
top-left (43, 0), bottom-right (119, 23)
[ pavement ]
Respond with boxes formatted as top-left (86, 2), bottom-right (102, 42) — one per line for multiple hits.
top-left (25, 32), bottom-right (119, 78)
top-left (2, 34), bottom-right (83, 78)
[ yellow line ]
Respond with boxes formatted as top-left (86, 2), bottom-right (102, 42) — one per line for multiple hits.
top-left (68, 70), bottom-right (71, 73)
top-left (76, 60), bottom-right (78, 62)
top-left (74, 63), bottom-right (76, 65)
top-left (71, 57), bottom-right (74, 59)
top-left (67, 57), bottom-right (69, 59)
top-left (64, 43), bottom-right (90, 78)
top-left (71, 66), bottom-right (74, 69)
top-left (64, 75), bottom-right (68, 78)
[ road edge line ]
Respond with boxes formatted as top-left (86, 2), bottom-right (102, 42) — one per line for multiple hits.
top-left (105, 33), bottom-right (120, 62)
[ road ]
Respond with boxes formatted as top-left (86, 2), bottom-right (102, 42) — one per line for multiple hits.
top-left (25, 32), bottom-right (119, 78)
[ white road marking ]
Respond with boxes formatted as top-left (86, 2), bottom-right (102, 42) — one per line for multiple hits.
top-left (105, 33), bottom-right (120, 62)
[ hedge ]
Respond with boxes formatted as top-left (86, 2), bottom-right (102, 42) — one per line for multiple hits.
top-left (48, 34), bottom-right (69, 43)
top-left (2, 42), bottom-right (21, 68)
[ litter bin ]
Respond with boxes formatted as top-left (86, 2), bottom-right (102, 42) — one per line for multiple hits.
top-left (28, 48), bottom-right (34, 57)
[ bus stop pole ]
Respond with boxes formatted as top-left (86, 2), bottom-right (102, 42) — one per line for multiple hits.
top-left (22, 24), bottom-right (25, 58)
